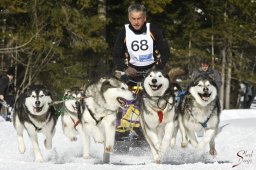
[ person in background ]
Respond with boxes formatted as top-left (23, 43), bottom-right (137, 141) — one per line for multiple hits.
top-left (191, 59), bottom-right (222, 90)
top-left (113, 3), bottom-right (171, 86)
top-left (0, 67), bottom-right (15, 121)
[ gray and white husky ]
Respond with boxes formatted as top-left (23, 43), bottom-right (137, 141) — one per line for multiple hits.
top-left (13, 85), bottom-right (58, 162)
top-left (176, 75), bottom-right (221, 155)
top-left (140, 69), bottom-right (176, 164)
top-left (61, 87), bottom-right (85, 142)
top-left (81, 77), bottom-right (134, 160)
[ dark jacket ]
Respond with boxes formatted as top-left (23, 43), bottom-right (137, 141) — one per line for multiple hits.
top-left (191, 67), bottom-right (222, 90)
top-left (113, 22), bottom-right (170, 72)
top-left (0, 75), bottom-right (10, 97)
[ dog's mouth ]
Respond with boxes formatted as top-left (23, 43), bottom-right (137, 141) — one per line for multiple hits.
top-left (149, 84), bottom-right (162, 91)
top-left (117, 97), bottom-right (130, 108)
top-left (33, 105), bottom-right (44, 112)
top-left (72, 105), bottom-right (78, 110)
top-left (198, 93), bottom-right (211, 101)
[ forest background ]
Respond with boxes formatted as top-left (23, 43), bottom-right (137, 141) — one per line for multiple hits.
top-left (0, 0), bottom-right (255, 109)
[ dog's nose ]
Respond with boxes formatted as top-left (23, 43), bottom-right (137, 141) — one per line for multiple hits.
top-left (152, 79), bottom-right (157, 84)
top-left (35, 101), bottom-right (40, 106)
top-left (75, 101), bottom-right (80, 106)
top-left (203, 87), bottom-right (209, 92)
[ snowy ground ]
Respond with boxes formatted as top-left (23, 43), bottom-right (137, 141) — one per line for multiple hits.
top-left (0, 109), bottom-right (255, 170)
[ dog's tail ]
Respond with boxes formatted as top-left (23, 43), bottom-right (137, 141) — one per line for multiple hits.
top-left (168, 67), bottom-right (188, 82)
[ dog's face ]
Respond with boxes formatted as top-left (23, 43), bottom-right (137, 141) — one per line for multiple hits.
top-left (143, 70), bottom-right (170, 97)
top-left (189, 78), bottom-right (218, 106)
top-left (100, 78), bottom-right (134, 110)
top-left (64, 87), bottom-right (85, 113)
top-left (25, 85), bottom-right (52, 115)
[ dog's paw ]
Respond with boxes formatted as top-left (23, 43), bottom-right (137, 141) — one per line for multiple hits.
top-left (18, 143), bottom-right (26, 154)
top-left (181, 142), bottom-right (188, 148)
top-left (170, 138), bottom-right (176, 148)
top-left (35, 156), bottom-right (44, 163)
top-left (105, 146), bottom-right (113, 153)
top-left (209, 148), bottom-right (217, 156)
top-left (93, 134), bottom-right (104, 143)
top-left (70, 137), bottom-right (77, 141)
top-left (196, 142), bottom-right (205, 149)
top-left (155, 159), bottom-right (161, 164)
top-left (44, 139), bottom-right (52, 150)
top-left (83, 155), bottom-right (90, 159)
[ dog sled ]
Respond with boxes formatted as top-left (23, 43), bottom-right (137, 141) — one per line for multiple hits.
top-left (114, 71), bottom-right (148, 152)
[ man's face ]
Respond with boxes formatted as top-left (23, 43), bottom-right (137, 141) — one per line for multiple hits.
top-left (128, 11), bottom-right (146, 30)
top-left (201, 63), bottom-right (209, 72)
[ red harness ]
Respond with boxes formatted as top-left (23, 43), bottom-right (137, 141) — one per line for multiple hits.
top-left (157, 111), bottom-right (163, 123)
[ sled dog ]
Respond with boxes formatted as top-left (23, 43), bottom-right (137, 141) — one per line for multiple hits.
top-left (177, 75), bottom-right (221, 155)
top-left (61, 87), bottom-right (85, 142)
top-left (140, 69), bottom-right (176, 163)
top-left (13, 85), bottom-right (58, 162)
top-left (81, 77), bottom-right (134, 159)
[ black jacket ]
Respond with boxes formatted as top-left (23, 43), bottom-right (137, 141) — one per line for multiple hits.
top-left (113, 22), bottom-right (170, 71)
top-left (191, 67), bottom-right (222, 90)
top-left (0, 75), bottom-right (10, 97)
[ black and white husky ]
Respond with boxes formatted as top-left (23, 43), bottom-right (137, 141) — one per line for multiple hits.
top-left (13, 85), bottom-right (58, 162)
top-left (176, 75), bottom-right (221, 155)
top-left (140, 69), bottom-right (176, 164)
top-left (81, 77), bottom-right (134, 160)
top-left (61, 87), bottom-right (85, 142)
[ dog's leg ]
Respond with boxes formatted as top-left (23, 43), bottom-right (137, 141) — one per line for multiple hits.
top-left (196, 128), bottom-right (215, 149)
top-left (24, 123), bottom-right (44, 162)
top-left (14, 115), bottom-right (26, 154)
top-left (178, 116), bottom-right (188, 148)
top-left (170, 123), bottom-right (177, 148)
top-left (79, 124), bottom-right (90, 159)
top-left (62, 116), bottom-right (77, 141)
top-left (160, 122), bottom-right (175, 153)
top-left (186, 130), bottom-right (198, 147)
top-left (102, 114), bottom-right (116, 153)
top-left (43, 124), bottom-right (55, 150)
top-left (209, 135), bottom-right (217, 156)
top-left (140, 120), bottom-right (160, 163)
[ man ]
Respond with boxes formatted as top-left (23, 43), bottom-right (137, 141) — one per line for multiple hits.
top-left (0, 67), bottom-right (15, 121)
top-left (191, 59), bottom-right (222, 90)
top-left (113, 3), bottom-right (170, 85)
top-left (112, 4), bottom-right (171, 145)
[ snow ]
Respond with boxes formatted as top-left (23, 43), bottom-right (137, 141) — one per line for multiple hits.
top-left (0, 109), bottom-right (256, 170)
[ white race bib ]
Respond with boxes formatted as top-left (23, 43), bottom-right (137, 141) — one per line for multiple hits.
top-left (125, 23), bottom-right (154, 66)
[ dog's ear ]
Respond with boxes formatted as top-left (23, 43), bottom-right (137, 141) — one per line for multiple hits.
top-left (64, 89), bottom-right (70, 96)
top-left (101, 80), bottom-right (113, 93)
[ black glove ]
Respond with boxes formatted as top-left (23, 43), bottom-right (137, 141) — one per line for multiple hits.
top-left (125, 67), bottom-right (137, 77)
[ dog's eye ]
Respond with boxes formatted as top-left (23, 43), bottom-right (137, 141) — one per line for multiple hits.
top-left (121, 87), bottom-right (125, 90)
top-left (32, 95), bottom-right (36, 98)
top-left (198, 85), bottom-right (202, 87)
top-left (39, 95), bottom-right (44, 98)
top-left (159, 75), bottom-right (162, 77)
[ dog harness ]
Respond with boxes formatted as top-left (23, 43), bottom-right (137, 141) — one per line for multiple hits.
top-left (182, 94), bottom-right (218, 128)
top-left (87, 107), bottom-right (103, 125)
top-left (23, 104), bottom-right (52, 131)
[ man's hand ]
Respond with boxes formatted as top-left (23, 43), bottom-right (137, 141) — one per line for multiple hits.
top-left (125, 67), bottom-right (137, 77)
top-left (0, 95), bottom-right (4, 101)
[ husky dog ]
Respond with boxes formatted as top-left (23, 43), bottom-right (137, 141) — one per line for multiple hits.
top-left (81, 77), bottom-right (134, 159)
top-left (140, 69), bottom-right (176, 164)
top-left (177, 75), bottom-right (221, 155)
top-left (13, 85), bottom-right (57, 162)
top-left (61, 87), bottom-right (85, 142)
